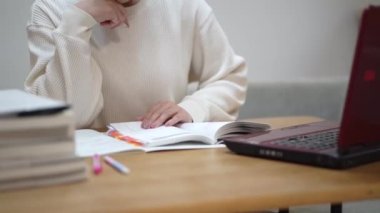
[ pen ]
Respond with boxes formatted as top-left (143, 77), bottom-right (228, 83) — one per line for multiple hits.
top-left (104, 155), bottom-right (130, 175)
top-left (92, 154), bottom-right (103, 175)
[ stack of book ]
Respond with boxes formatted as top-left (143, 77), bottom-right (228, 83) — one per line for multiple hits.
top-left (0, 90), bottom-right (87, 191)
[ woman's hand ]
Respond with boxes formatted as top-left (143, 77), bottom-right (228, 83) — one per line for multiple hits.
top-left (75, 0), bottom-right (128, 29)
top-left (139, 101), bottom-right (193, 129)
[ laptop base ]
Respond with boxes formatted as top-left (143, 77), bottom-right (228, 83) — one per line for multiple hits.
top-left (224, 140), bottom-right (380, 169)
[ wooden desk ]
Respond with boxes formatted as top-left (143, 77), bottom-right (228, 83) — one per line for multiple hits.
top-left (1, 116), bottom-right (380, 213)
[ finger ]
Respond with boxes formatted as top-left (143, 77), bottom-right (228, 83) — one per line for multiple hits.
top-left (101, 18), bottom-right (119, 29)
top-left (150, 106), bottom-right (179, 128)
top-left (165, 107), bottom-right (193, 126)
top-left (141, 104), bottom-right (158, 128)
top-left (147, 102), bottom-right (174, 127)
top-left (124, 18), bottom-right (130, 28)
top-left (137, 115), bottom-right (147, 129)
top-left (109, 3), bottom-right (125, 28)
top-left (120, 0), bottom-right (140, 7)
top-left (142, 102), bottom-right (166, 128)
top-left (145, 102), bottom-right (165, 118)
top-left (114, 3), bottom-right (129, 27)
top-left (100, 8), bottom-right (121, 29)
top-left (164, 113), bottom-right (183, 127)
top-left (143, 105), bottom-right (171, 129)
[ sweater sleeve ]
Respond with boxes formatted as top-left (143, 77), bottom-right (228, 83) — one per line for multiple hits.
top-left (178, 2), bottom-right (248, 122)
top-left (25, 2), bottom-right (103, 128)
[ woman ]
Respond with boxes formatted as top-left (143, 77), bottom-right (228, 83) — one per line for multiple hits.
top-left (25, 0), bottom-right (247, 129)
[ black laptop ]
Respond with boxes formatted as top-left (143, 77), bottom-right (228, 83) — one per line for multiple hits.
top-left (224, 5), bottom-right (380, 169)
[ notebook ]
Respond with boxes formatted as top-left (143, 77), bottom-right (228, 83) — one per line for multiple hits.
top-left (224, 6), bottom-right (380, 169)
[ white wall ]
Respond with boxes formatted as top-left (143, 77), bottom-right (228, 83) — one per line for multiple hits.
top-left (1, 0), bottom-right (33, 89)
top-left (1, 0), bottom-right (380, 90)
top-left (207, 0), bottom-right (380, 82)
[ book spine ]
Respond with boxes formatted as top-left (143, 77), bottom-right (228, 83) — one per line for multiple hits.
top-left (0, 110), bottom-right (74, 132)
top-left (0, 126), bottom-right (73, 145)
top-left (0, 140), bottom-right (75, 159)
top-left (0, 167), bottom-right (88, 191)
top-left (0, 158), bottom-right (86, 180)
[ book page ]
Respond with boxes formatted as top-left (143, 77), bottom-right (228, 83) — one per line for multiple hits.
top-left (144, 143), bottom-right (225, 152)
top-left (110, 122), bottom-right (187, 139)
top-left (179, 121), bottom-right (271, 141)
top-left (109, 122), bottom-right (215, 147)
top-left (75, 129), bottom-right (143, 157)
top-left (215, 121), bottom-right (271, 139)
top-left (179, 122), bottom-right (229, 141)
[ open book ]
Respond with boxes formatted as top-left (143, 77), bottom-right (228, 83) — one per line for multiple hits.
top-left (109, 121), bottom-right (270, 147)
top-left (75, 121), bottom-right (270, 157)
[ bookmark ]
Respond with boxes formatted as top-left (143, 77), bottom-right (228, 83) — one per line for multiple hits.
top-left (107, 129), bottom-right (143, 146)
top-left (104, 155), bottom-right (130, 175)
top-left (92, 154), bottom-right (103, 175)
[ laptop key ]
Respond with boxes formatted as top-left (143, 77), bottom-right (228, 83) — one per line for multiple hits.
top-left (265, 129), bottom-right (339, 151)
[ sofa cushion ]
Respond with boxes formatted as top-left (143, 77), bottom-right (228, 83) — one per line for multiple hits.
top-left (238, 79), bottom-right (348, 121)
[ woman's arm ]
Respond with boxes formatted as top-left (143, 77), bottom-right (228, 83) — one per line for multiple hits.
top-left (25, 0), bottom-right (128, 128)
top-left (179, 2), bottom-right (248, 122)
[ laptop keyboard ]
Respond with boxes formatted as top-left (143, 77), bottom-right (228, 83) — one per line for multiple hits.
top-left (264, 129), bottom-right (339, 151)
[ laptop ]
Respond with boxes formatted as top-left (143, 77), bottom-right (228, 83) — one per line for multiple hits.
top-left (224, 5), bottom-right (380, 169)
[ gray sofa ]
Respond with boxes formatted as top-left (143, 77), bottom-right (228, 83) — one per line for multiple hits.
top-left (238, 79), bottom-right (348, 121)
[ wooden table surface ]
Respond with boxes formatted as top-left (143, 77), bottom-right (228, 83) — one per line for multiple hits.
top-left (1, 116), bottom-right (380, 213)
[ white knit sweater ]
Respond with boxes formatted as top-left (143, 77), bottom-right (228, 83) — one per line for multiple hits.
top-left (25, 0), bottom-right (248, 128)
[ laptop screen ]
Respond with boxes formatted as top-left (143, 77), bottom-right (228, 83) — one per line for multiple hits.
top-left (339, 6), bottom-right (380, 152)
